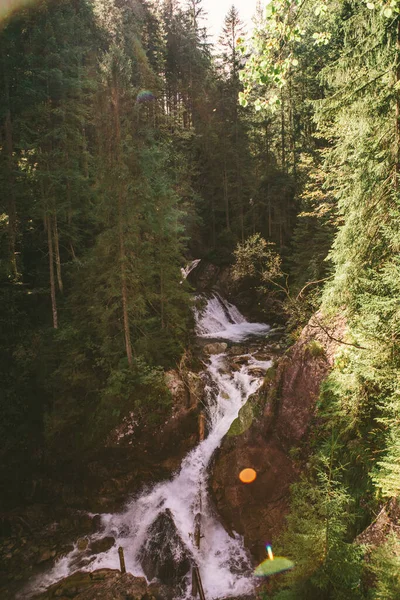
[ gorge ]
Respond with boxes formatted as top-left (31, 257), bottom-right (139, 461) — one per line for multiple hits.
top-left (2, 0), bottom-right (400, 598)
top-left (24, 291), bottom-right (273, 599)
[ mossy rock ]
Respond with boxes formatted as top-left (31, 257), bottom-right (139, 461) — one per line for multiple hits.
top-left (228, 392), bottom-right (264, 437)
top-left (36, 571), bottom-right (94, 598)
top-left (89, 536), bottom-right (115, 554)
top-left (263, 366), bottom-right (277, 384)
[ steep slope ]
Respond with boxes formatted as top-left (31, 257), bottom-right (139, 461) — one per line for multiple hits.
top-left (211, 312), bottom-right (347, 560)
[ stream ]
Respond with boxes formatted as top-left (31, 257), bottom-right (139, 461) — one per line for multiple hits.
top-left (25, 292), bottom-right (272, 599)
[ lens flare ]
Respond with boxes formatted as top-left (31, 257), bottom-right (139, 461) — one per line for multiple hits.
top-left (266, 544), bottom-right (274, 560)
top-left (254, 556), bottom-right (294, 577)
top-left (136, 90), bottom-right (155, 103)
top-left (0, 0), bottom-right (35, 22)
top-left (254, 544), bottom-right (294, 577)
top-left (239, 468), bottom-right (257, 483)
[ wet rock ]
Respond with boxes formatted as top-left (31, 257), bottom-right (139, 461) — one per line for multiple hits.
top-left (77, 538), bottom-right (89, 552)
top-left (91, 514), bottom-right (102, 531)
top-left (57, 544), bottom-right (75, 559)
top-left (69, 554), bottom-right (96, 571)
top-left (227, 346), bottom-right (248, 356)
top-left (34, 569), bottom-right (150, 600)
top-left (35, 571), bottom-right (93, 598)
top-left (148, 581), bottom-right (175, 600)
top-left (138, 509), bottom-right (192, 585)
top-left (76, 514), bottom-right (97, 534)
top-left (252, 352), bottom-right (272, 361)
top-left (230, 362), bottom-right (242, 372)
top-left (157, 407), bottom-right (198, 471)
top-left (203, 342), bottom-right (228, 355)
top-left (89, 536), bottom-right (115, 554)
top-left (37, 548), bottom-right (57, 563)
top-left (230, 355), bottom-right (250, 366)
top-left (186, 261), bottom-right (220, 291)
top-left (247, 366), bottom-right (267, 377)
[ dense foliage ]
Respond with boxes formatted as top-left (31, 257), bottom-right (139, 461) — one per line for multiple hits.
top-left (240, 1), bottom-right (400, 598)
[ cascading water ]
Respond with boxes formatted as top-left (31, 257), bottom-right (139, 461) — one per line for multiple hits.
top-left (195, 292), bottom-right (271, 342)
top-left (25, 293), bottom-right (271, 600)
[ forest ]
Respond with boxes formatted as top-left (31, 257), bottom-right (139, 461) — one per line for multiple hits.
top-left (1, 0), bottom-right (400, 599)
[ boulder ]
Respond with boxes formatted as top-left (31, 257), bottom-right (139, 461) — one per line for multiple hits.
top-left (186, 261), bottom-right (220, 291)
top-left (33, 569), bottom-right (150, 600)
top-left (227, 345), bottom-right (248, 356)
top-left (138, 509), bottom-right (192, 585)
top-left (76, 538), bottom-right (89, 552)
top-left (37, 548), bottom-right (57, 563)
top-left (246, 366), bottom-right (267, 377)
top-left (203, 342), bottom-right (228, 355)
top-left (89, 536), bottom-right (115, 554)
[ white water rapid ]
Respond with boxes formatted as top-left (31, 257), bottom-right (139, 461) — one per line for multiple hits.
top-left (195, 293), bottom-right (271, 342)
top-left (26, 294), bottom-right (272, 600)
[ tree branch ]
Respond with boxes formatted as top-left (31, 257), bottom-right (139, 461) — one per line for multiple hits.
top-left (296, 276), bottom-right (333, 300)
top-left (310, 316), bottom-right (367, 350)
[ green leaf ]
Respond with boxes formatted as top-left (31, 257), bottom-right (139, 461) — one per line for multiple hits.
top-left (366, 2), bottom-right (374, 9)
top-left (384, 7), bottom-right (393, 17)
top-left (238, 92), bottom-right (248, 108)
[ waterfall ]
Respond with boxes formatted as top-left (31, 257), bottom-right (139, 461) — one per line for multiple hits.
top-left (195, 293), bottom-right (270, 342)
top-left (26, 295), bottom-right (271, 599)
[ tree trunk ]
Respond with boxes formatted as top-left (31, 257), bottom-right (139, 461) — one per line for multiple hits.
top-left (281, 93), bottom-right (286, 171)
top-left (211, 196), bottom-right (216, 248)
top-left (267, 183), bottom-right (272, 238)
top-left (113, 75), bottom-right (133, 366)
top-left (288, 75), bottom-right (296, 175)
top-left (223, 165), bottom-right (230, 230)
top-left (160, 265), bottom-right (165, 329)
top-left (53, 214), bottom-right (63, 292)
top-left (118, 195), bottom-right (133, 366)
top-left (4, 110), bottom-right (18, 280)
top-left (45, 214), bottom-right (58, 329)
top-left (2, 40), bottom-right (18, 281)
top-left (396, 17), bottom-right (400, 184)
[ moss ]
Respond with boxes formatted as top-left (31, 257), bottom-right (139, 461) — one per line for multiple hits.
top-left (227, 389), bottom-right (266, 437)
top-left (264, 366), bottom-right (277, 384)
top-left (228, 400), bottom-right (255, 437)
top-left (306, 339), bottom-right (325, 358)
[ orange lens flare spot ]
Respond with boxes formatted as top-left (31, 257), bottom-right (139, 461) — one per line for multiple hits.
top-left (239, 468), bottom-right (257, 483)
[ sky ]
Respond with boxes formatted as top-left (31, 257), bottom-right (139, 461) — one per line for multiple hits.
top-left (200, 0), bottom-right (258, 41)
